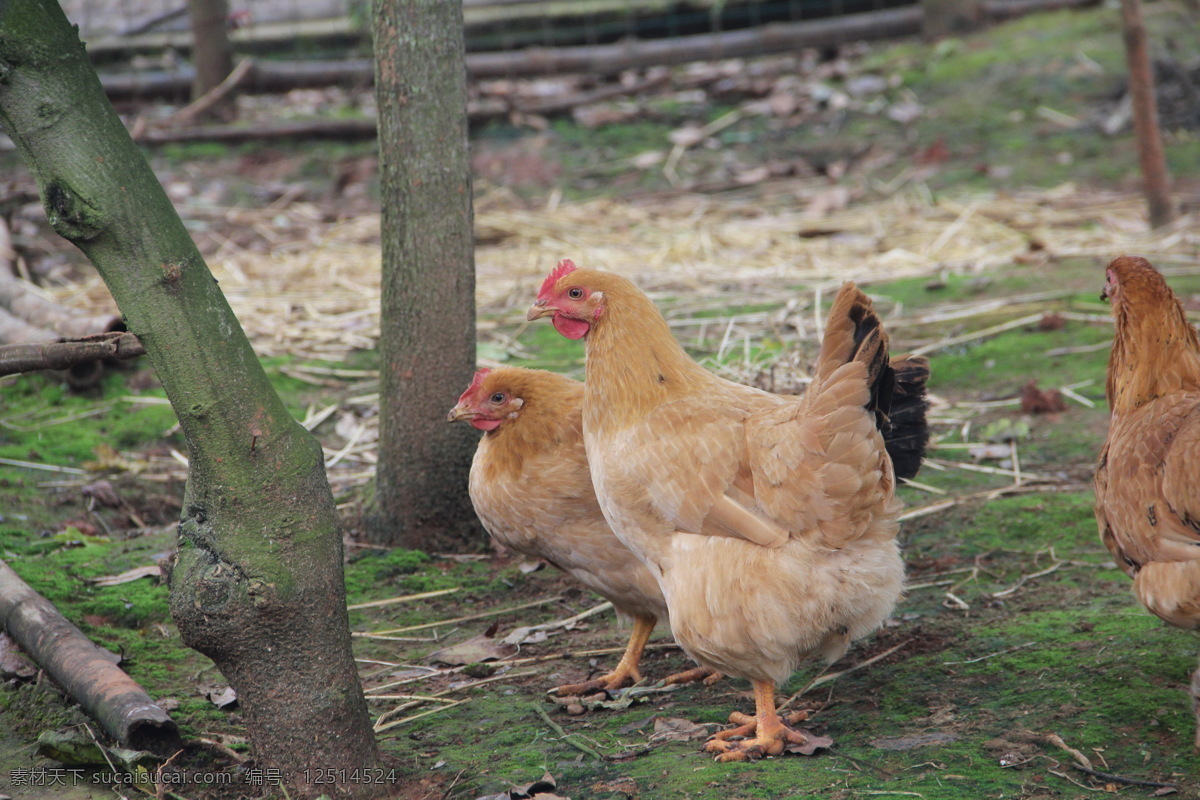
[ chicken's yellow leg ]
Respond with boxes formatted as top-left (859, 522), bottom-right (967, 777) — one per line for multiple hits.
top-left (704, 679), bottom-right (810, 762)
top-left (550, 614), bottom-right (655, 696)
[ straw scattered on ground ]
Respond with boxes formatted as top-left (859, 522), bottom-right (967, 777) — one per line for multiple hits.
top-left (36, 181), bottom-right (1200, 495)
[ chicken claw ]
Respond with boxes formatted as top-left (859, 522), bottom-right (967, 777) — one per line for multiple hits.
top-left (661, 666), bottom-right (722, 687)
top-left (703, 680), bottom-right (815, 762)
top-left (549, 666), bottom-right (642, 697)
top-left (549, 615), bottom-right (653, 697)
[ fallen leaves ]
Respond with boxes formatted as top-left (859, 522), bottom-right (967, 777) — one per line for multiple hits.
top-left (648, 716), bottom-right (711, 743)
top-left (87, 565), bottom-right (163, 587)
top-left (427, 623), bottom-right (518, 666)
top-left (783, 731), bottom-right (833, 756)
top-left (1020, 380), bottom-right (1068, 414)
top-left (475, 770), bottom-right (570, 800)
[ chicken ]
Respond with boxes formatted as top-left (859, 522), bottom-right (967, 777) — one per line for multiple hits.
top-left (1094, 255), bottom-right (1200, 746)
top-left (447, 366), bottom-right (716, 695)
top-left (528, 260), bottom-right (928, 761)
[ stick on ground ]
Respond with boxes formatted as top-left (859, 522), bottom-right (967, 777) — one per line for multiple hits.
top-left (0, 559), bottom-right (180, 754)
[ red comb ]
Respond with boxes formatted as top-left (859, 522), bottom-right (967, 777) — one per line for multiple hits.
top-left (457, 368), bottom-right (491, 404)
top-left (538, 259), bottom-right (577, 300)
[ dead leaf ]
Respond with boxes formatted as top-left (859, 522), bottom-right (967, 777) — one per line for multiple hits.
top-left (648, 717), bottom-right (710, 743)
top-left (1020, 380), bottom-right (1067, 414)
top-left (428, 625), bottom-right (517, 666)
top-left (734, 166), bottom-right (770, 185)
top-left (81, 480), bottom-right (121, 508)
top-left (1152, 787), bottom-right (1178, 796)
top-left (969, 444), bottom-right (1012, 462)
top-left (803, 186), bottom-right (851, 218)
top-left (573, 104), bottom-right (638, 129)
top-left (510, 772), bottom-right (558, 799)
top-left (783, 731), bottom-right (833, 755)
top-left (0, 633), bottom-right (36, 679)
top-left (668, 125), bottom-right (705, 148)
top-left (632, 150), bottom-right (664, 169)
top-left (501, 627), bottom-right (550, 646)
top-left (1038, 312), bottom-right (1066, 331)
top-left (206, 686), bottom-right (238, 709)
top-left (87, 565), bottom-right (163, 586)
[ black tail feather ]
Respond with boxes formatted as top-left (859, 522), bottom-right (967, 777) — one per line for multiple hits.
top-left (882, 355), bottom-right (930, 481)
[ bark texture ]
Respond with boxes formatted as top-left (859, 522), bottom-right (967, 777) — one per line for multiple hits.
top-left (1120, 0), bottom-right (1175, 228)
top-left (0, 559), bottom-right (179, 753)
top-left (370, 0), bottom-right (482, 551)
top-left (922, 0), bottom-right (984, 38)
top-left (0, 2), bottom-right (381, 796)
top-left (185, 0), bottom-right (235, 120)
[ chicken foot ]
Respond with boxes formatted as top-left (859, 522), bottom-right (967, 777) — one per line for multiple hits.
top-left (662, 666), bottom-right (722, 687)
top-left (704, 679), bottom-right (811, 762)
top-left (550, 614), bottom-right (654, 696)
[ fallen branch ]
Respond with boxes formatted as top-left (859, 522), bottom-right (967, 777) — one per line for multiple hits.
top-left (0, 331), bottom-right (145, 378)
top-left (164, 57), bottom-right (255, 128)
top-left (0, 269), bottom-right (123, 341)
top-left (532, 703), bottom-right (605, 760)
top-left (1069, 763), bottom-right (1177, 790)
top-left (0, 559), bottom-right (179, 753)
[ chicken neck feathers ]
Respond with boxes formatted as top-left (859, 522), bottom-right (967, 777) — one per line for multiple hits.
top-left (1106, 256), bottom-right (1200, 417)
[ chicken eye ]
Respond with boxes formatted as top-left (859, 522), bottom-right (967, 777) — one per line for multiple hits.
top-left (490, 392), bottom-right (506, 404)
top-left (567, 287), bottom-right (584, 300)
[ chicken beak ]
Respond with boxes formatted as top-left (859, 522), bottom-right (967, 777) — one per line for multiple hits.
top-left (527, 301), bottom-right (554, 322)
top-left (447, 404), bottom-right (472, 423)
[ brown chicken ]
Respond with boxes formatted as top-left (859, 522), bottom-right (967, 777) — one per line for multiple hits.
top-left (528, 260), bottom-right (928, 761)
top-left (1094, 255), bottom-right (1200, 746)
top-left (447, 366), bottom-right (715, 695)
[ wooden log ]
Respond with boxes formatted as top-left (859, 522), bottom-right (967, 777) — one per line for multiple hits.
top-left (0, 305), bottom-right (56, 345)
top-left (0, 331), bottom-right (146, 378)
top-left (0, 559), bottom-right (179, 754)
top-left (96, 0), bottom-right (1102, 104)
top-left (0, 273), bottom-right (125, 339)
top-left (101, 8), bottom-right (923, 100)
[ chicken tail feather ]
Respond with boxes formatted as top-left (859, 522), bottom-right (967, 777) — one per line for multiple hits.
top-left (816, 284), bottom-right (929, 480)
top-left (816, 283), bottom-right (892, 421)
top-left (882, 356), bottom-right (931, 481)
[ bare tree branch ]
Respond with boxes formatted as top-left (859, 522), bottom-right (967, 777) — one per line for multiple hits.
top-left (0, 331), bottom-right (145, 377)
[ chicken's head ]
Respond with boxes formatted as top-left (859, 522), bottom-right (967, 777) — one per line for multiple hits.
top-left (447, 368), bottom-right (525, 432)
top-left (527, 258), bottom-right (608, 339)
top-left (1101, 255), bottom-right (1166, 307)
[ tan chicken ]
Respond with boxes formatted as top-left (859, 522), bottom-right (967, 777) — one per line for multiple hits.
top-left (528, 260), bottom-right (928, 761)
top-left (447, 366), bottom-right (715, 695)
top-left (1094, 255), bottom-right (1200, 746)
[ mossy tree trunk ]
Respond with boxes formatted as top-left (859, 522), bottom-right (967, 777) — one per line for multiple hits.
top-left (370, 0), bottom-right (482, 551)
top-left (0, 2), bottom-right (381, 796)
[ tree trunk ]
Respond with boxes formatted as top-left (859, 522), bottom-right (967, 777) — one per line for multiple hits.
top-left (0, 3), bottom-right (383, 797)
top-left (922, 0), bottom-right (984, 38)
top-left (186, 0), bottom-right (235, 121)
top-left (1119, 0), bottom-right (1175, 228)
top-left (370, 0), bottom-right (482, 551)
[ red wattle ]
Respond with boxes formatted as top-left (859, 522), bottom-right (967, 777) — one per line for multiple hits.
top-left (552, 313), bottom-right (591, 340)
top-left (471, 418), bottom-right (502, 431)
